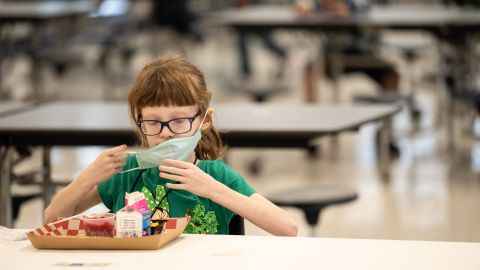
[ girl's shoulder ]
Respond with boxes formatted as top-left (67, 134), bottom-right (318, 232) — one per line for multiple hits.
top-left (198, 159), bottom-right (254, 195)
top-left (197, 159), bottom-right (242, 179)
top-left (197, 159), bottom-right (228, 170)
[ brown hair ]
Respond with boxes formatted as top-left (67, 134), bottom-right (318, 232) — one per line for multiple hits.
top-left (128, 55), bottom-right (225, 160)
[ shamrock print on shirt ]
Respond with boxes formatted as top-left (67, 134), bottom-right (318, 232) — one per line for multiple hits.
top-left (142, 185), bottom-right (170, 219)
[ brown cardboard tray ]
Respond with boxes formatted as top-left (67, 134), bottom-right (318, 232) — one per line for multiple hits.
top-left (27, 217), bottom-right (189, 250)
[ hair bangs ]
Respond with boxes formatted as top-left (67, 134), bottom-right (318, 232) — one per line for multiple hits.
top-left (139, 69), bottom-right (198, 109)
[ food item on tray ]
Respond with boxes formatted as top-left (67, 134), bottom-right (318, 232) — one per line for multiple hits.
top-left (149, 219), bottom-right (168, 235)
top-left (116, 206), bottom-right (143, 237)
top-left (83, 213), bottom-right (116, 237)
top-left (125, 191), bottom-right (151, 236)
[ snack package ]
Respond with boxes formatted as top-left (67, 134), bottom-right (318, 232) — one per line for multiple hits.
top-left (116, 206), bottom-right (143, 238)
top-left (83, 213), bottom-right (116, 237)
top-left (149, 219), bottom-right (168, 235)
top-left (124, 191), bottom-right (151, 236)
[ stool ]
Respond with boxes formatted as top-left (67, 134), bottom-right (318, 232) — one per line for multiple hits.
top-left (267, 185), bottom-right (358, 236)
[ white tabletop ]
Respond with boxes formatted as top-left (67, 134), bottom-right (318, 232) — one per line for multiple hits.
top-left (1, 233), bottom-right (479, 270)
top-left (215, 103), bottom-right (398, 133)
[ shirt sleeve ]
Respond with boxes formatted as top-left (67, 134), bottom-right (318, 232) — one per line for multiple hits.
top-left (216, 160), bottom-right (256, 197)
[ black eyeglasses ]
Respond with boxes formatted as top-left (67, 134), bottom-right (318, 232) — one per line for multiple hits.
top-left (138, 111), bottom-right (201, 136)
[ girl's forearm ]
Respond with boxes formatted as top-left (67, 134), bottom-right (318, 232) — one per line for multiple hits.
top-left (209, 185), bottom-right (298, 236)
top-left (43, 174), bottom-right (95, 224)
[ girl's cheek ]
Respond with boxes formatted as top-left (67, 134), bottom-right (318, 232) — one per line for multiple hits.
top-left (146, 138), bottom-right (156, 147)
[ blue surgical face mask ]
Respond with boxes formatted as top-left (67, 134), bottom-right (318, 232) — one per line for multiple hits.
top-left (122, 110), bottom-right (209, 173)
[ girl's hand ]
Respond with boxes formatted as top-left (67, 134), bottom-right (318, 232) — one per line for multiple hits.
top-left (79, 144), bottom-right (130, 187)
top-left (160, 159), bottom-right (223, 199)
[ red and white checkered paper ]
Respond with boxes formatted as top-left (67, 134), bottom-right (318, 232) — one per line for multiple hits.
top-left (164, 218), bottom-right (177, 230)
top-left (29, 214), bottom-right (86, 237)
top-left (28, 214), bottom-right (188, 237)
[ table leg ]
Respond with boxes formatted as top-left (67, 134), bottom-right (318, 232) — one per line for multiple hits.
top-left (302, 32), bottom-right (322, 104)
top-left (304, 61), bottom-right (317, 103)
top-left (30, 23), bottom-right (44, 101)
top-left (0, 22), bottom-right (8, 99)
top-left (327, 33), bottom-right (345, 104)
top-left (309, 225), bottom-right (316, 237)
top-left (378, 117), bottom-right (392, 182)
top-left (446, 88), bottom-right (455, 154)
top-left (42, 146), bottom-right (53, 209)
top-left (0, 146), bottom-right (13, 227)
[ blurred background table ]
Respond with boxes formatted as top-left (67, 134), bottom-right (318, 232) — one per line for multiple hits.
top-left (0, 101), bottom-right (399, 227)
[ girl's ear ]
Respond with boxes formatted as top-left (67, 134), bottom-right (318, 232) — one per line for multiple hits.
top-left (201, 108), bottom-right (214, 130)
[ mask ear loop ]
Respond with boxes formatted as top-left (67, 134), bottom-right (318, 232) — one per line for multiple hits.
top-left (120, 166), bottom-right (141, 174)
top-left (196, 108), bottom-right (213, 133)
top-left (192, 108), bottom-right (212, 164)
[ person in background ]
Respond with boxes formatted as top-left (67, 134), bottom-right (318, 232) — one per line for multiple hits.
top-left (151, 0), bottom-right (203, 42)
top-left (319, 0), bottom-right (400, 92)
top-left (234, 0), bottom-right (289, 82)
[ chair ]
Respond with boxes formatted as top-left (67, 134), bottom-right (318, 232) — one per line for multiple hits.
top-left (267, 185), bottom-right (358, 236)
top-left (229, 214), bottom-right (245, 235)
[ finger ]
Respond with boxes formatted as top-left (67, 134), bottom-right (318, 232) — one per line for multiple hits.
top-left (115, 159), bottom-right (127, 168)
top-left (104, 155), bottom-right (125, 165)
top-left (114, 165), bottom-right (123, 171)
top-left (113, 152), bottom-right (130, 160)
top-left (104, 144), bottom-right (128, 156)
top-left (115, 160), bottom-right (127, 166)
top-left (165, 182), bottom-right (187, 190)
top-left (159, 165), bottom-right (185, 176)
top-left (107, 158), bottom-right (125, 168)
top-left (113, 166), bottom-right (124, 174)
top-left (160, 172), bottom-right (185, 182)
top-left (163, 159), bottom-right (193, 169)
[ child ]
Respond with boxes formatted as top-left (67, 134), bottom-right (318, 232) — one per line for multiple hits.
top-left (45, 55), bottom-right (298, 236)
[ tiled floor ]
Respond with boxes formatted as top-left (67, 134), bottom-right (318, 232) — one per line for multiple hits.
top-left (7, 26), bottom-right (480, 241)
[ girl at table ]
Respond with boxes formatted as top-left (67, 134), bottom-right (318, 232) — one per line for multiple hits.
top-left (45, 55), bottom-right (298, 236)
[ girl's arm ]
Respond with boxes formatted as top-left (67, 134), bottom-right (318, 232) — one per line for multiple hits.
top-left (44, 182), bottom-right (101, 224)
top-left (44, 145), bottom-right (129, 224)
top-left (210, 188), bottom-right (298, 236)
top-left (160, 159), bottom-right (298, 236)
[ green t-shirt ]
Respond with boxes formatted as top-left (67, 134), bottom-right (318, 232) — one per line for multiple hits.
top-left (97, 156), bottom-right (256, 235)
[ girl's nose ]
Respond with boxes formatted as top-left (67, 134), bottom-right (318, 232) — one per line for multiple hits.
top-left (158, 125), bottom-right (174, 139)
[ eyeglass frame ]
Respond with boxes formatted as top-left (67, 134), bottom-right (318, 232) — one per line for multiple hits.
top-left (137, 110), bottom-right (202, 136)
